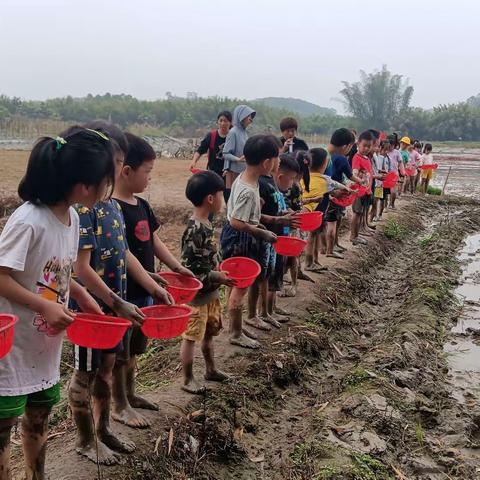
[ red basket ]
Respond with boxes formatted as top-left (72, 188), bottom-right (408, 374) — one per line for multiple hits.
top-left (405, 167), bottom-right (416, 176)
top-left (274, 236), bottom-right (307, 257)
top-left (0, 315), bottom-right (18, 360)
top-left (420, 163), bottom-right (438, 170)
top-left (382, 172), bottom-right (399, 189)
top-left (351, 183), bottom-right (368, 197)
top-left (159, 272), bottom-right (203, 304)
top-left (190, 167), bottom-right (207, 174)
top-left (219, 257), bottom-right (261, 288)
top-left (66, 314), bottom-right (131, 349)
top-left (297, 211), bottom-right (323, 231)
top-left (140, 305), bottom-right (193, 339)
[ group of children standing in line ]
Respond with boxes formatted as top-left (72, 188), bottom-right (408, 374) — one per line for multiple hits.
top-left (0, 110), bottom-right (435, 478)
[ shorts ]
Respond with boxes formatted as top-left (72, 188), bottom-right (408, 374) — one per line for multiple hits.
top-left (421, 169), bottom-right (433, 180)
top-left (221, 223), bottom-right (274, 281)
top-left (325, 200), bottom-right (345, 223)
top-left (268, 254), bottom-right (284, 292)
top-left (74, 330), bottom-right (129, 372)
top-left (383, 188), bottom-right (390, 200)
top-left (0, 384), bottom-right (60, 419)
top-left (129, 296), bottom-right (154, 356)
top-left (352, 197), bottom-right (363, 214)
top-left (182, 298), bottom-right (222, 342)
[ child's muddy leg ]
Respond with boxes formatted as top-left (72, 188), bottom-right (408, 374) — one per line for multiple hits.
top-left (229, 287), bottom-right (259, 349)
top-left (22, 406), bottom-right (50, 480)
top-left (181, 339), bottom-right (205, 394)
top-left (126, 356), bottom-right (158, 411)
top-left (246, 281), bottom-right (270, 331)
top-left (0, 417), bottom-right (16, 480)
top-left (202, 335), bottom-right (229, 382)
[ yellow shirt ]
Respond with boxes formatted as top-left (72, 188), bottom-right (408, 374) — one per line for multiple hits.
top-left (301, 173), bottom-right (329, 212)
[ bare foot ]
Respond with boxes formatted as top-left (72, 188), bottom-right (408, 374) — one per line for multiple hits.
top-left (230, 334), bottom-right (260, 349)
top-left (271, 312), bottom-right (289, 324)
top-left (76, 440), bottom-right (121, 465)
top-left (205, 370), bottom-right (230, 382)
top-left (245, 316), bottom-right (271, 331)
top-left (181, 377), bottom-right (206, 394)
top-left (264, 315), bottom-right (281, 329)
top-left (99, 431), bottom-right (136, 453)
top-left (128, 395), bottom-right (159, 411)
top-left (275, 306), bottom-right (290, 316)
top-left (243, 327), bottom-right (258, 340)
top-left (279, 287), bottom-right (296, 298)
top-left (112, 405), bottom-right (150, 429)
top-left (297, 270), bottom-right (315, 282)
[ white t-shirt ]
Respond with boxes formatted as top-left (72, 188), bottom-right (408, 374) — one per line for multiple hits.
top-left (0, 203), bottom-right (79, 396)
top-left (227, 174), bottom-right (261, 225)
top-left (420, 153), bottom-right (434, 166)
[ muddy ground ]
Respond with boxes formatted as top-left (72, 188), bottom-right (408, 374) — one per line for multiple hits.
top-left (5, 193), bottom-right (480, 480)
top-left (2, 147), bottom-right (480, 479)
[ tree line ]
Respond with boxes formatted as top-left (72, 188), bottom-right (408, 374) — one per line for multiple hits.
top-left (1, 66), bottom-right (480, 140)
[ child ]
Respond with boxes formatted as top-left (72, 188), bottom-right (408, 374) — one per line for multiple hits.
top-left (399, 136), bottom-right (410, 195)
top-left (411, 141), bottom-right (423, 191)
top-left (419, 143), bottom-right (434, 194)
top-left (279, 117), bottom-right (309, 153)
top-left (350, 131), bottom-right (374, 246)
top-left (405, 144), bottom-right (417, 194)
top-left (386, 136), bottom-right (403, 209)
top-left (0, 129), bottom-right (114, 479)
top-left (251, 154), bottom-right (300, 328)
top-left (222, 105), bottom-right (256, 202)
top-left (301, 148), bottom-right (331, 272)
top-left (180, 171), bottom-right (235, 394)
top-left (281, 151), bottom-right (314, 296)
top-left (190, 111), bottom-right (233, 178)
top-left (324, 128), bottom-right (359, 258)
top-left (371, 140), bottom-right (390, 222)
top-left (220, 134), bottom-right (279, 349)
top-left (69, 123), bottom-right (172, 466)
top-left (113, 133), bottom-right (193, 413)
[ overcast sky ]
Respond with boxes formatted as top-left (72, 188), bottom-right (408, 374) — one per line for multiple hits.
top-left (1, 0), bottom-right (478, 112)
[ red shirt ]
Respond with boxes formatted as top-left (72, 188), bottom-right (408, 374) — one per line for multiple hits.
top-left (352, 153), bottom-right (373, 194)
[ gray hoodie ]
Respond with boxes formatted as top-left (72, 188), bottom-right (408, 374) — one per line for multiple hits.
top-left (222, 105), bottom-right (256, 174)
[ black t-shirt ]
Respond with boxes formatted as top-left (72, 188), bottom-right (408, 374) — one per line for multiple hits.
top-left (115, 196), bottom-right (160, 300)
top-left (259, 175), bottom-right (284, 235)
top-left (347, 143), bottom-right (358, 167)
top-left (279, 136), bottom-right (309, 152)
top-left (196, 130), bottom-right (228, 175)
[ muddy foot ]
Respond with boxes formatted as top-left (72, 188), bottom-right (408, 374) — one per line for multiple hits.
top-left (245, 316), bottom-right (271, 331)
top-left (182, 377), bottom-right (206, 394)
top-left (98, 431), bottom-right (136, 454)
top-left (272, 312), bottom-right (289, 323)
top-left (279, 287), bottom-right (297, 298)
top-left (112, 405), bottom-right (150, 429)
top-left (264, 315), bottom-right (281, 328)
top-left (243, 327), bottom-right (258, 340)
top-left (230, 334), bottom-right (260, 349)
top-left (275, 306), bottom-right (291, 316)
top-left (205, 370), bottom-right (230, 382)
top-left (297, 270), bottom-right (315, 282)
top-left (76, 440), bottom-right (121, 465)
top-left (128, 395), bottom-right (159, 411)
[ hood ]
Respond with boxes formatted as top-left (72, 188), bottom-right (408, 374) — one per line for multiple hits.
top-left (233, 105), bottom-right (256, 128)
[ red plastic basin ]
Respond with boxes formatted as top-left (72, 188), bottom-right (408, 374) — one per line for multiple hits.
top-left (159, 272), bottom-right (203, 304)
top-left (0, 314), bottom-right (18, 360)
top-left (66, 314), bottom-right (131, 349)
top-left (190, 167), bottom-right (207, 174)
top-left (383, 172), bottom-right (399, 189)
top-left (274, 236), bottom-right (307, 257)
top-left (140, 305), bottom-right (193, 339)
top-left (405, 167), bottom-right (416, 176)
top-left (351, 183), bottom-right (368, 197)
top-left (420, 163), bottom-right (438, 170)
top-left (219, 257), bottom-right (261, 288)
top-left (297, 211), bottom-right (323, 231)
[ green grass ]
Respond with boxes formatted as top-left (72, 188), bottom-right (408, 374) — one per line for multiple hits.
top-left (383, 218), bottom-right (408, 240)
top-left (415, 422), bottom-right (425, 446)
top-left (350, 452), bottom-right (392, 480)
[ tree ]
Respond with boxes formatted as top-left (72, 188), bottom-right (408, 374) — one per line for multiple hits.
top-left (339, 65), bottom-right (414, 130)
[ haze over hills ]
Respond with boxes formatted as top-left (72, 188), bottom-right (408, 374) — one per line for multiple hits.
top-left (254, 97), bottom-right (337, 117)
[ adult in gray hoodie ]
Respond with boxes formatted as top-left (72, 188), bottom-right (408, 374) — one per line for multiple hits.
top-left (222, 104), bottom-right (256, 201)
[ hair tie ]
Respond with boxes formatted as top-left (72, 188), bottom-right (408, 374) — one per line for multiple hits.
top-left (85, 128), bottom-right (109, 141)
top-left (55, 136), bottom-right (67, 151)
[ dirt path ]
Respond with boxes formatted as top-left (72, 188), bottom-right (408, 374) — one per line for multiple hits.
top-left (8, 194), bottom-right (480, 480)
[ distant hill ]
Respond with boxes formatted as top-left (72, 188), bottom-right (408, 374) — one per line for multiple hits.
top-left (254, 97), bottom-right (336, 117)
